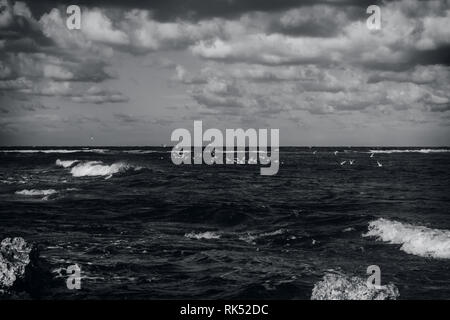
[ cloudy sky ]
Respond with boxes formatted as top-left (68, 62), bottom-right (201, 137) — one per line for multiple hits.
top-left (0, 0), bottom-right (449, 146)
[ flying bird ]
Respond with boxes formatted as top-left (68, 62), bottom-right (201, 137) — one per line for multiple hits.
top-left (340, 160), bottom-right (347, 166)
top-left (377, 161), bottom-right (383, 167)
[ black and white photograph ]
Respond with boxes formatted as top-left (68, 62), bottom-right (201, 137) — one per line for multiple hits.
top-left (0, 0), bottom-right (449, 308)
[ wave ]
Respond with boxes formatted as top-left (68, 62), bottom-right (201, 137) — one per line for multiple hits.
top-left (369, 149), bottom-right (450, 154)
top-left (184, 231), bottom-right (221, 240)
top-left (69, 161), bottom-right (138, 177)
top-left (363, 218), bottom-right (450, 259)
top-left (15, 189), bottom-right (58, 196)
top-left (1, 149), bottom-right (107, 154)
top-left (122, 150), bottom-right (159, 154)
top-left (56, 159), bottom-right (80, 168)
top-left (311, 272), bottom-right (399, 300)
top-left (239, 229), bottom-right (286, 244)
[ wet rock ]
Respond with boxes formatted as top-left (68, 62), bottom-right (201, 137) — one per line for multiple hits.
top-left (0, 237), bottom-right (53, 298)
top-left (311, 272), bottom-right (399, 300)
top-left (0, 237), bottom-right (32, 290)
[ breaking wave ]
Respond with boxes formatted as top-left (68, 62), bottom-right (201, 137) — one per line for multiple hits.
top-left (238, 229), bottom-right (286, 244)
top-left (56, 159), bottom-right (80, 168)
top-left (311, 272), bottom-right (399, 300)
top-left (363, 218), bottom-right (450, 259)
top-left (369, 149), bottom-right (450, 154)
top-left (15, 189), bottom-right (58, 196)
top-left (1, 149), bottom-right (107, 154)
top-left (184, 231), bottom-right (221, 240)
top-left (123, 150), bottom-right (159, 154)
top-left (70, 161), bottom-right (138, 177)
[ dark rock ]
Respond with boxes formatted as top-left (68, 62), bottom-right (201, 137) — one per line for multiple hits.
top-left (311, 272), bottom-right (400, 300)
top-left (0, 237), bottom-right (54, 298)
top-left (0, 237), bottom-right (32, 290)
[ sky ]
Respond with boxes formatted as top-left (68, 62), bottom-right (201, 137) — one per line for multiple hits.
top-left (0, 0), bottom-right (449, 146)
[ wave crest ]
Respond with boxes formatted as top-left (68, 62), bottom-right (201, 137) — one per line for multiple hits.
top-left (56, 159), bottom-right (79, 168)
top-left (15, 189), bottom-right (58, 196)
top-left (364, 218), bottom-right (450, 259)
top-left (184, 231), bottom-right (221, 240)
top-left (311, 272), bottom-right (399, 300)
top-left (1, 149), bottom-right (107, 154)
top-left (70, 161), bottom-right (134, 177)
top-left (369, 149), bottom-right (449, 154)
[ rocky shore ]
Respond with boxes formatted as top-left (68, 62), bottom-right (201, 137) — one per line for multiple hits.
top-left (0, 237), bottom-right (53, 298)
top-left (311, 272), bottom-right (399, 300)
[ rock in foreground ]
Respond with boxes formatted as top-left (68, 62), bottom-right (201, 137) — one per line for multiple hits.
top-left (1, 237), bottom-right (53, 298)
top-left (311, 272), bottom-right (399, 300)
top-left (0, 237), bottom-right (32, 290)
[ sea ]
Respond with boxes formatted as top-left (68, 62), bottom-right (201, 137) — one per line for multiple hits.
top-left (0, 147), bottom-right (449, 299)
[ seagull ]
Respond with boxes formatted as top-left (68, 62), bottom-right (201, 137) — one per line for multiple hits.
top-left (349, 160), bottom-right (355, 165)
top-left (377, 161), bottom-right (383, 167)
top-left (370, 153), bottom-right (375, 158)
top-left (313, 151), bottom-right (317, 155)
top-left (340, 160), bottom-right (347, 166)
top-left (334, 151), bottom-right (338, 156)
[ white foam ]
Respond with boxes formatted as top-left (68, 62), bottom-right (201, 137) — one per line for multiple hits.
top-left (15, 189), bottom-right (58, 196)
top-left (70, 161), bottom-right (132, 177)
top-left (184, 231), bottom-right (221, 240)
top-left (56, 159), bottom-right (80, 168)
top-left (1, 149), bottom-right (107, 154)
top-left (259, 229), bottom-right (286, 237)
top-left (239, 233), bottom-right (257, 244)
top-left (363, 218), bottom-right (450, 259)
top-left (369, 149), bottom-right (449, 154)
top-left (311, 272), bottom-right (399, 300)
top-left (123, 150), bottom-right (158, 154)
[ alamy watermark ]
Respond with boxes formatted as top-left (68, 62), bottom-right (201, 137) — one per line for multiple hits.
top-left (66, 264), bottom-right (81, 290)
top-left (366, 5), bottom-right (381, 30)
top-left (65, 4), bottom-right (381, 31)
top-left (366, 265), bottom-right (381, 288)
top-left (171, 121), bottom-right (279, 176)
top-left (66, 5), bottom-right (81, 30)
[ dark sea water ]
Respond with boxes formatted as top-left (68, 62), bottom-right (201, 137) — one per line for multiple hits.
top-left (0, 147), bottom-right (449, 299)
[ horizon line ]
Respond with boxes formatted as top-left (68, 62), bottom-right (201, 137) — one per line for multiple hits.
top-left (0, 145), bottom-right (449, 148)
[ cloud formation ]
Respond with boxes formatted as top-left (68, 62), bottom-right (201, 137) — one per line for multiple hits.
top-left (1, 0), bottom-right (449, 145)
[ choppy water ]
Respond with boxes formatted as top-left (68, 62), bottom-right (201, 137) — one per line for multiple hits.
top-left (0, 147), bottom-right (449, 299)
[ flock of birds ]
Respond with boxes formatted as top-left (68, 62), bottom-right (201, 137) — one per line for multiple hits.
top-left (315, 150), bottom-right (383, 167)
top-left (172, 149), bottom-right (384, 167)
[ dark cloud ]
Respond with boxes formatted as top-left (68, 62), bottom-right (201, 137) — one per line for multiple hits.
top-left (1, 0), bottom-right (449, 145)
top-left (24, 0), bottom-right (384, 21)
top-left (410, 45), bottom-right (450, 67)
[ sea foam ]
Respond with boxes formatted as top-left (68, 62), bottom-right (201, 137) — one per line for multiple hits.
top-left (184, 231), bottom-right (221, 240)
top-left (15, 189), bottom-right (58, 196)
top-left (1, 149), bottom-right (107, 154)
top-left (363, 218), bottom-right (450, 259)
top-left (369, 149), bottom-right (449, 154)
top-left (311, 272), bottom-right (399, 300)
top-left (56, 159), bottom-right (80, 168)
top-left (70, 161), bottom-right (133, 177)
